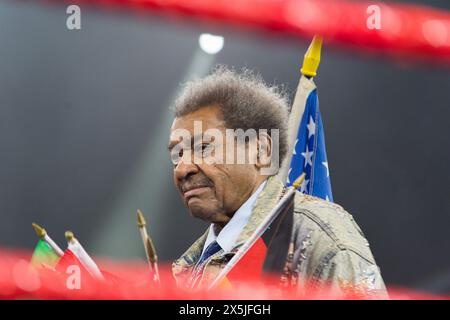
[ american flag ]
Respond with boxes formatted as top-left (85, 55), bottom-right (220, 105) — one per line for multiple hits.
top-left (286, 88), bottom-right (333, 202)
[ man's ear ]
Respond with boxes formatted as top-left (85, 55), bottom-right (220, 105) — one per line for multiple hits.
top-left (256, 131), bottom-right (272, 170)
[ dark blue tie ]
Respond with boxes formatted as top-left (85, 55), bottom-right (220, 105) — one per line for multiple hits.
top-left (189, 241), bottom-right (222, 288)
top-left (197, 240), bottom-right (222, 266)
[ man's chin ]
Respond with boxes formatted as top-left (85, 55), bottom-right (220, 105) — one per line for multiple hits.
top-left (187, 199), bottom-right (216, 222)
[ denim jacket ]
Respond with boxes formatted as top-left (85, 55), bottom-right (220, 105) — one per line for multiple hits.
top-left (172, 175), bottom-right (388, 298)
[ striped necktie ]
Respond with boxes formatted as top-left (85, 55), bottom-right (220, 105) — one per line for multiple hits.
top-left (190, 240), bottom-right (222, 288)
top-left (197, 240), bottom-right (222, 267)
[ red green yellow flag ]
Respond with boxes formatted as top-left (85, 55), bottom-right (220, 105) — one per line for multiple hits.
top-left (30, 238), bottom-right (60, 268)
top-left (30, 223), bottom-right (63, 269)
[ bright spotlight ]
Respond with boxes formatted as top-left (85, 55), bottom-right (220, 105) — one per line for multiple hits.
top-left (198, 33), bottom-right (224, 54)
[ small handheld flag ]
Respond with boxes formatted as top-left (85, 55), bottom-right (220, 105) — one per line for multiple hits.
top-left (64, 231), bottom-right (104, 280)
top-left (208, 174), bottom-right (305, 290)
top-left (30, 223), bottom-right (63, 268)
top-left (282, 36), bottom-right (334, 201)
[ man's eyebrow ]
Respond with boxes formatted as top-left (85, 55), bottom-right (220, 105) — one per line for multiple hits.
top-left (168, 133), bottom-right (203, 151)
top-left (167, 141), bottom-right (177, 150)
top-left (167, 138), bottom-right (193, 151)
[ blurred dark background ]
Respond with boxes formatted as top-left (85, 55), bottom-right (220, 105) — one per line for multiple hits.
top-left (0, 0), bottom-right (449, 293)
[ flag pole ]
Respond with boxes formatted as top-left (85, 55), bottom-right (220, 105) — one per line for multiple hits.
top-left (65, 230), bottom-right (104, 280)
top-left (32, 222), bottom-right (64, 256)
top-left (208, 173), bottom-right (306, 290)
top-left (277, 36), bottom-right (323, 183)
top-left (137, 209), bottom-right (160, 284)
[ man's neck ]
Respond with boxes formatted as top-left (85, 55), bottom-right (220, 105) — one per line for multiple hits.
top-left (212, 178), bottom-right (267, 232)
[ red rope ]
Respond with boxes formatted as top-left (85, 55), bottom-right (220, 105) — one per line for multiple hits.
top-left (70, 0), bottom-right (450, 64)
top-left (0, 248), bottom-right (447, 299)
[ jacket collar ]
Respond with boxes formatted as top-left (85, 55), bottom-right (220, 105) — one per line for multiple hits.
top-left (172, 175), bottom-right (286, 277)
top-left (232, 175), bottom-right (285, 250)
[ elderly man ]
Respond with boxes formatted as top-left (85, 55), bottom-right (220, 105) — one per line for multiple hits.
top-left (168, 67), bottom-right (386, 297)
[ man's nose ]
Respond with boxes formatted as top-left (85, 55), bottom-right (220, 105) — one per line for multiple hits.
top-left (174, 156), bottom-right (199, 182)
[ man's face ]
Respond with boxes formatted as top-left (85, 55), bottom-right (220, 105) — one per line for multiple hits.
top-left (168, 105), bottom-right (262, 224)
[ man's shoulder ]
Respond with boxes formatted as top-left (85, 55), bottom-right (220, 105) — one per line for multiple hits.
top-left (292, 191), bottom-right (376, 264)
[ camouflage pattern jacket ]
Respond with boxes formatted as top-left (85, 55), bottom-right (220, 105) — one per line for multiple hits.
top-left (172, 175), bottom-right (388, 298)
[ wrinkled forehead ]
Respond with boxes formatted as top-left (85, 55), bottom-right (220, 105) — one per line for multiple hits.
top-left (169, 106), bottom-right (226, 142)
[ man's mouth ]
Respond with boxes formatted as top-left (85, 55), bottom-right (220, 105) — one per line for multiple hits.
top-left (182, 186), bottom-right (211, 200)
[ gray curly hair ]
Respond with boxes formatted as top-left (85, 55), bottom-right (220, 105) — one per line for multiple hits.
top-left (173, 66), bottom-right (290, 167)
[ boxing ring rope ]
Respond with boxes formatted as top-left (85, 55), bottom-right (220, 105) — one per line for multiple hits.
top-left (68, 0), bottom-right (450, 64)
top-left (1, 0), bottom-right (450, 300)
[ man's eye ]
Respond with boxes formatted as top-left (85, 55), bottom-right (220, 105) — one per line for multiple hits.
top-left (170, 149), bottom-right (183, 165)
top-left (195, 144), bottom-right (212, 157)
top-left (204, 146), bottom-right (215, 159)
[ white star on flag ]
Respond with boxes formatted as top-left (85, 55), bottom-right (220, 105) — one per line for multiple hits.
top-left (322, 161), bottom-right (329, 177)
top-left (301, 146), bottom-right (314, 168)
top-left (292, 139), bottom-right (298, 155)
top-left (307, 116), bottom-right (316, 139)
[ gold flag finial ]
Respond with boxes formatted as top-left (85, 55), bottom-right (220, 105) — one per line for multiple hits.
top-left (137, 209), bottom-right (146, 228)
top-left (136, 209), bottom-right (160, 283)
top-left (32, 223), bottom-right (47, 238)
top-left (301, 36), bottom-right (323, 77)
top-left (292, 173), bottom-right (306, 190)
top-left (65, 230), bottom-right (74, 242)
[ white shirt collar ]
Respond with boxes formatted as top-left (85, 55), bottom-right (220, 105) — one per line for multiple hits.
top-left (202, 180), bottom-right (267, 255)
